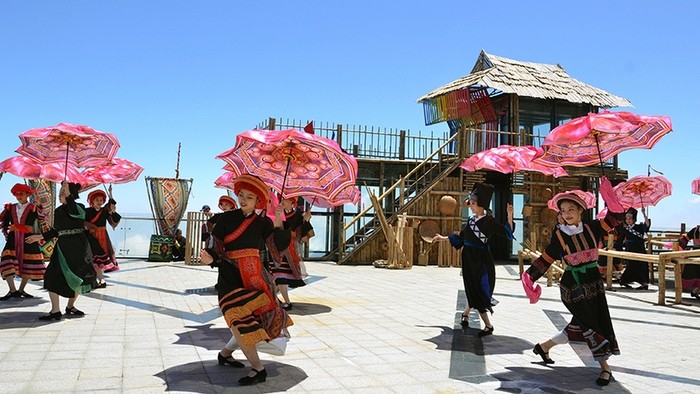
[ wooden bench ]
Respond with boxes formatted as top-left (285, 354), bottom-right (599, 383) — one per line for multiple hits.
top-left (598, 248), bottom-right (700, 305)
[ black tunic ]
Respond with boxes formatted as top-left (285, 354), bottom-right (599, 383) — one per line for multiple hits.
top-left (448, 215), bottom-right (510, 313)
top-left (42, 196), bottom-right (96, 298)
top-left (616, 221), bottom-right (650, 286)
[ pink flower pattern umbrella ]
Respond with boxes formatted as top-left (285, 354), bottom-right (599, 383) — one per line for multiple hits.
top-left (0, 155), bottom-right (88, 184)
top-left (215, 170), bottom-right (361, 208)
top-left (16, 123), bottom-right (120, 169)
top-left (692, 177), bottom-right (700, 195)
top-left (217, 129), bottom-right (359, 205)
top-left (613, 175), bottom-right (672, 209)
top-left (81, 158), bottom-right (144, 188)
top-left (460, 145), bottom-right (568, 177)
top-left (534, 111), bottom-right (672, 171)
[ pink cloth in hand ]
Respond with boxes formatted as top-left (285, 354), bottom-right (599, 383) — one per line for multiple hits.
top-left (521, 272), bottom-right (542, 304)
top-left (599, 176), bottom-right (624, 213)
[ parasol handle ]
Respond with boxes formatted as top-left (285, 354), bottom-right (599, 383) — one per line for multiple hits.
top-left (594, 133), bottom-right (605, 177)
top-left (64, 141), bottom-right (70, 181)
top-left (280, 156), bottom-right (292, 197)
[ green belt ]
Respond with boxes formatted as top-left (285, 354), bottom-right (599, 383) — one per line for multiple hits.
top-left (58, 228), bottom-right (85, 236)
top-left (566, 262), bottom-right (599, 286)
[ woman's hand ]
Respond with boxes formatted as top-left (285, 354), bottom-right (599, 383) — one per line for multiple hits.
top-left (25, 234), bottom-right (43, 244)
top-left (303, 210), bottom-right (312, 222)
top-left (199, 249), bottom-right (214, 265)
top-left (507, 203), bottom-right (514, 217)
top-left (432, 234), bottom-right (448, 242)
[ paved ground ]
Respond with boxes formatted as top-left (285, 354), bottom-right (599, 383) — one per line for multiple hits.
top-left (0, 258), bottom-right (698, 393)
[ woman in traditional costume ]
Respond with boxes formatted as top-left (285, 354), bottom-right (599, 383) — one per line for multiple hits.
top-left (433, 182), bottom-right (514, 336)
top-left (29, 182), bottom-right (96, 321)
top-left (199, 174), bottom-right (292, 386)
top-left (616, 207), bottom-right (651, 289)
top-left (676, 225), bottom-right (700, 299)
top-left (268, 196), bottom-right (312, 310)
top-left (84, 188), bottom-right (121, 288)
top-left (523, 177), bottom-right (624, 386)
top-left (0, 183), bottom-right (46, 300)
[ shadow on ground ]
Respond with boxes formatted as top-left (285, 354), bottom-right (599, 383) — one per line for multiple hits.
top-left (155, 360), bottom-right (307, 393)
top-left (486, 365), bottom-right (630, 393)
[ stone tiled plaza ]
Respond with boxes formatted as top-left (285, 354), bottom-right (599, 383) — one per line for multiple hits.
top-left (0, 258), bottom-right (698, 393)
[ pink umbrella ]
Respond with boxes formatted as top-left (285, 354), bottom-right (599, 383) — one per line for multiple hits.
top-left (533, 111), bottom-right (672, 174)
top-left (460, 145), bottom-right (568, 177)
top-left (692, 177), bottom-right (700, 195)
top-left (547, 189), bottom-right (597, 212)
top-left (217, 129), bottom-right (358, 206)
top-left (0, 155), bottom-right (88, 184)
top-left (16, 123), bottom-right (120, 170)
top-left (81, 158), bottom-right (144, 187)
top-left (613, 175), bottom-right (672, 209)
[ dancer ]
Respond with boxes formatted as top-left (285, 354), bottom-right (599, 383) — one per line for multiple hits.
top-left (616, 207), bottom-right (651, 290)
top-left (523, 177), bottom-right (624, 386)
top-left (432, 183), bottom-right (514, 336)
top-left (84, 188), bottom-right (121, 288)
top-left (199, 174), bottom-right (292, 386)
top-left (28, 182), bottom-right (96, 321)
top-left (269, 196), bottom-right (312, 310)
top-left (677, 225), bottom-right (700, 299)
top-left (0, 183), bottom-right (46, 300)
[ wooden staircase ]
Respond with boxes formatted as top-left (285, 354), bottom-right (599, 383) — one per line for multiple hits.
top-left (337, 133), bottom-right (463, 264)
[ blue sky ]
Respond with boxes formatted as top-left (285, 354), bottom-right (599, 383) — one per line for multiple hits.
top-left (1, 1), bottom-right (698, 230)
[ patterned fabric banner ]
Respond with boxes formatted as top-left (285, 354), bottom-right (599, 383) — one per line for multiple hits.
top-left (28, 178), bottom-right (56, 229)
top-left (146, 177), bottom-right (192, 237)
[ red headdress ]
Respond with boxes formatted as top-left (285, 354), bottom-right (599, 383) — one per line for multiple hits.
top-left (233, 174), bottom-right (269, 209)
top-left (11, 183), bottom-right (36, 196)
top-left (87, 190), bottom-right (107, 205)
top-left (218, 195), bottom-right (238, 210)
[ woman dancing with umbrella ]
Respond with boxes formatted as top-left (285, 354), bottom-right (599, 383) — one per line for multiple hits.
top-left (522, 177), bottom-right (625, 386)
top-left (432, 182), bottom-right (514, 336)
top-left (0, 184), bottom-right (47, 300)
top-left (84, 187), bottom-right (121, 288)
top-left (616, 207), bottom-right (651, 290)
top-left (676, 225), bottom-right (700, 299)
top-left (28, 182), bottom-right (97, 321)
top-left (199, 174), bottom-right (293, 386)
top-left (268, 195), bottom-right (313, 310)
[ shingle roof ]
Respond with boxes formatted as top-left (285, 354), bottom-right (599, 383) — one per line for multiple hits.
top-left (417, 50), bottom-right (632, 108)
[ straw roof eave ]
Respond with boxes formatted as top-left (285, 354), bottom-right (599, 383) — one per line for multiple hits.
top-left (417, 52), bottom-right (633, 108)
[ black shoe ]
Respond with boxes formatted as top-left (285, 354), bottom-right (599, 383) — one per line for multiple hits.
top-left (217, 352), bottom-right (244, 368)
top-left (239, 368), bottom-right (267, 386)
top-left (460, 313), bottom-right (469, 328)
top-left (596, 370), bottom-right (613, 386)
top-left (478, 326), bottom-right (494, 337)
top-left (282, 303), bottom-right (293, 311)
top-left (95, 282), bottom-right (107, 289)
top-left (65, 306), bottom-right (85, 316)
top-left (635, 284), bottom-right (648, 290)
top-left (38, 311), bottom-right (62, 321)
top-left (620, 283), bottom-right (633, 289)
top-left (533, 343), bottom-right (555, 364)
top-left (18, 290), bottom-right (34, 298)
top-left (0, 291), bottom-right (19, 301)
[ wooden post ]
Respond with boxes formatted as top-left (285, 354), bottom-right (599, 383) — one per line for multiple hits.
top-left (399, 130), bottom-right (406, 160)
top-left (268, 117), bottom-right (276, 131)
top-left (606, 234), bottom-right (614, 290)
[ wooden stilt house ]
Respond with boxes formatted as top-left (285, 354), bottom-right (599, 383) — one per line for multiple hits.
top-left (264, 50), bottom-right (633, 265)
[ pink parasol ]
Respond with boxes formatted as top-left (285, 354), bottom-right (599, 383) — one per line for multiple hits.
top-left (16, 123), bottom-right (120, 169)
top-left (0, 155), bottom-right (88, 184)
top-left (613, 175), bottom-right (672, 209)
top-left (460, 145), bottom-right (568, 177)
top-left (216, 128), bottom-right (359, 206)
top-left (81, 158), bottom-right (144, 187)
top-left (692, 177), bottom-right (700, 195)
top-left (533, 111), bottom-right (672, 174)
top-left (547, 189), bottom-right (597, 212)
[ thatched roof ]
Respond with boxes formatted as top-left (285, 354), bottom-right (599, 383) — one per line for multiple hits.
top-left (417, 50), bottom-right (633, 108)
